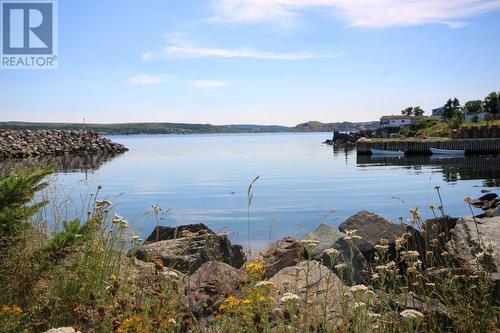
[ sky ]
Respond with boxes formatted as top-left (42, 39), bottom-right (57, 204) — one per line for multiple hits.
top-left (1, 0), bottom-right (500, 126)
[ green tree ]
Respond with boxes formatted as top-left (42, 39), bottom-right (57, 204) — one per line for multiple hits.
top-left (483, 91), bottom-right (499, 114)
top-left (0, 167), bottom-right (52, 242)
top-left (463, 100), bottom-right (483, 114)
top-left (443, 98), bottom-right (460, 120)
top-left (413, 106), bottom-right (425, 116)
top-left (401, 107), bottom-right (414, 116)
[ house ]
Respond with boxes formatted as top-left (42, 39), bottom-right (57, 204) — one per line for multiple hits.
top-left (431, 107), bottom-right (444, 119)
top-left (380, 115), bottom-right (422, 129)
top-left (463, 112), bottom-right (487, 122)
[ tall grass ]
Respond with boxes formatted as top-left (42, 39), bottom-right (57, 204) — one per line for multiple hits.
top-left (0, 167), bottom-right (498, 332)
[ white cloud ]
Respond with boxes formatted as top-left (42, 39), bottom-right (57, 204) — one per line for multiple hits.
top-left (142, 36), bottom-right (338, 61)
top-left (192, 80), bottom-right (230, 89)
top-left (129, 74), bottom-right (169, 85)
top-left (214, 0), bottom-right (500, 28)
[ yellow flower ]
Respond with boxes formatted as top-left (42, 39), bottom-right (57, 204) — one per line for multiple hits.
top-left (117, 315), bottom-right (147, 333)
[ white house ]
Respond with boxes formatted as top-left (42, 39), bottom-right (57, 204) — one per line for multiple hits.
top-left (380, 115), bottom-right (422, 129)
top-left (463, 112), bottom-right (487, 122)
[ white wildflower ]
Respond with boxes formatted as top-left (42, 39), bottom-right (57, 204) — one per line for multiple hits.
top-left (324, 248), bottom-right (341, 257)
top-left (301, 239), bottom-right (320, 247)
top-left (400, 250), bottom-right (420, 261)
top-left (280, 292), bottom-right (300, 303)
top-left (400, 309), bottom-right (424, 319)
top-left (344, 229), bottom-right (362, 241)
top-left (350, 284), bottom-right (369, 293)
top-left (255, 281), bottom-right (273, 288)
top-left (95, 199), bottom-right (112, 208)
top-left (112, 214), bottom-right (128, 228)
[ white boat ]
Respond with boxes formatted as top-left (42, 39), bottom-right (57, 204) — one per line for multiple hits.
top-left (430, 148), bottom-right (465, 155)
top-left (370, 148), bottom-right (405, 156)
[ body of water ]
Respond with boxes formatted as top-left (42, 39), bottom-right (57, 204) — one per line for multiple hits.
top-left (7, 132), bottom-right (499, 250)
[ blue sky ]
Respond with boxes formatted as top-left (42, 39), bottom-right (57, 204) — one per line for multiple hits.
top-left (1, 0), bottom-right (500, 125)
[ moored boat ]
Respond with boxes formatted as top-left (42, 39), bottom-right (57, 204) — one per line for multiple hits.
top-left (370, 148), bottom-right (405, 156)
top-left (430, 148), bottom-right (465, 155)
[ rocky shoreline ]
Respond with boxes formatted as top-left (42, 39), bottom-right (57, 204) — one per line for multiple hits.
top-left (0, 129), bottom-right (128, 158)
top-left (126, 193), bottom-right (499, 322)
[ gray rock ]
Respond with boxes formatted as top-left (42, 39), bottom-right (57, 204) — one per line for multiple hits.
top-left (184, 261), bottom-right (247, 318)
top-left (134, 228), bottom-right (245, 273)
top-left (269, 260), bottom-right (346, 315)
top-left (447, 216), bottom-right (500, 303)
top-left (302, 223), bottom-right (344, 255)
top-left (339, 211), bottom-right (407, 260)
top-left (258, 236), bottom-right (305, 278)
top-left (302, 224), bottom-right (367, 284)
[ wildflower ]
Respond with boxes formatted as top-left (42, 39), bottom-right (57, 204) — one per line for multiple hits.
top-left (401, 250), bottom-right (420, 261)
top-left (371, 273), bottom-right (380, 280)
top-left (324, 248), bottom-right (341, 257)
top-left (280, 292), bottom-right (300, 303)
top-left (254, 281), bottom-right (273, 288)
top-left (161, 270), bottom-right (179, 279)
top-left (245, 261), bottom-right (265, 274)
top-left (220, 295), bottom-right (241, 311)
top-left (395, 236), bottom-right (406, 250)
top-left (1, 304), bottom-right (22, 316)
top-left (464, 196), bottom-right (473, 203)
top-left (344, 229), bottom-right (362, 241)
top-left (379, 238), bottom-right (389, 246)
top-left (430, 238), bottom-right (439, 246)
top-left (400, 309), bottom-right (424, 319)
top-left (441, 251), bottom-right (449, 257)
top-left (353, 301), bottom-right (366, 309)
top-left (434, 185), bottom-right (440, 190)
top-left (375, 244), bottom-right (389, 252)
top-left (426, 251), bottom-right (433, 259)
top-left (334, 263), bottom-right (347, 270)
top-left (112, 214), bottom-right (128, 228)
top-left (301, 239), bottom-right (320, 246)
top-left (438, 232), bottom-right (445, 238)
top-left (428, 204), bottom-right (436, 209)
top-left (369, 312), bottom-right (381, 318)
top-left (131, 235), bottom-right (142, 243)
top-left (181, 230), bottom-right (197, 238)
top-left (425, 282), bottom-right (435, 287)
top-left (95, 199), bottom-right (112, 208)
top-left (409, 208), bottom-right (421, 220)
top-left (350, 284), bottom-right (369, 293)
top-left (484, 242), bottom-right (496, 256)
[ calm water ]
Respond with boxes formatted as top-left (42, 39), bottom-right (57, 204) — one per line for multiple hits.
top-left (8, 133), bottom-right (500, 250)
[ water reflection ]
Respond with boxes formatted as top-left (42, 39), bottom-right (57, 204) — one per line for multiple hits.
top-left (357, 154), bottom-right (500, 187)
top-left (0, 152), bottom-right (123, 174)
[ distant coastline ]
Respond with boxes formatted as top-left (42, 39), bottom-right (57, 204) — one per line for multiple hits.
top-left (0, 120), bottom-right (379, 135)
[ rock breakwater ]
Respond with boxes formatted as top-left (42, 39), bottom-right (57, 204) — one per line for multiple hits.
top-left (0, 129), bottom-right (128, 158)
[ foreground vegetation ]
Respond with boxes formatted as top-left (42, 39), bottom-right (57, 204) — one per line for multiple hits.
top-left (0, 168), bottom-right (499, 332)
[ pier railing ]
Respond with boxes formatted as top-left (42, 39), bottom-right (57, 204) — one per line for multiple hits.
top-left (356, 139), bottom-right (500, 155)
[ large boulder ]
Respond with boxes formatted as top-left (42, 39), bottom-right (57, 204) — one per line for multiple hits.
top-left (472, 193), bottom-right (500, 218)
top-left (134, 224), bottom-right (245, 273)
top-left (184, 261), bottom-right (247, 318)
top-left (258, 236), bottom-right (305, 278)
top-left (144, 224), bottom-right (212, 244)
top-left (339, 211), bottom-right (420, 261)
top-left (269, 260), bottom-right (346, 315)
top-left (446, 216), bottom-right (500, 304)
top-left (302, 224), bottom-right (344, 255)
top-left (302, 224), bottom-right (367, 284)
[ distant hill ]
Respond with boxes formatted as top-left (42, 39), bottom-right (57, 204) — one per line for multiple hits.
top-left (0, 121), bottom-right (378, 135)
top-left (294, 121), bottom-right (379, 132)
